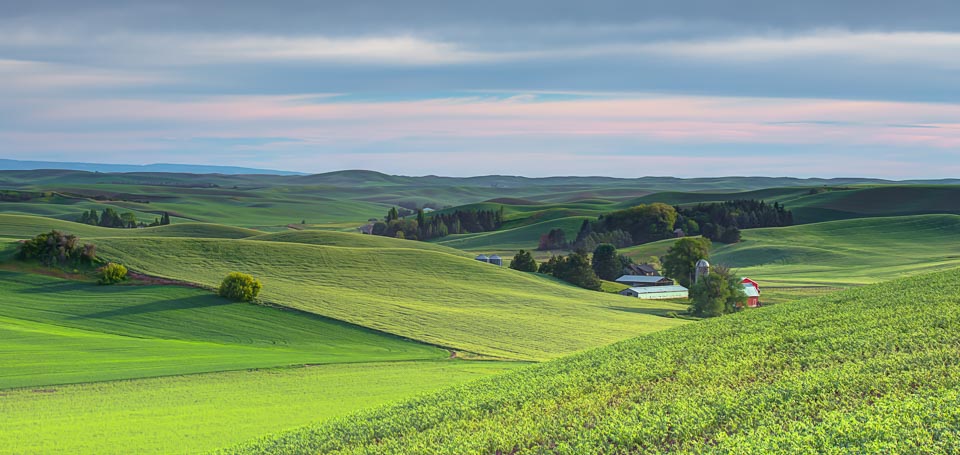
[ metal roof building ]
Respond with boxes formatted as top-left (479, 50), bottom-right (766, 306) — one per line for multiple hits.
top-left (615, 275), bottom-right (675, 287)
top-left (619, 285), bottom-right (689, 300)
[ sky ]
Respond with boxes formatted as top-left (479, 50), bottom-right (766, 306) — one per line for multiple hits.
top-left (3, 0), bottom-right (960, 178)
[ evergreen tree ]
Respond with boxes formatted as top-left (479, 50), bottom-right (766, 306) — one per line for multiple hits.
top-left (509, 249), bottom-right (538, 272)
top-left (591, 243), bottom-right (622, 281)
top-left (554, 250), bottom-right (602, 291)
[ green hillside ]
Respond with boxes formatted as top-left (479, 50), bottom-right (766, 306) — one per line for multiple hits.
top-left (251, 229), bottom-right (465, 255)
top-left (434, 216), bottom-right (591, 252)
top-left (0, 271), bottom-right (445, 389)
top-left (225, 267), bottom-right (960, 454)
top-left (0, 214), bottom-right (261, 239)
top-left (622, 215), bottom-right (960, 287)
top-left (93, 238), bottom-right (688, 360)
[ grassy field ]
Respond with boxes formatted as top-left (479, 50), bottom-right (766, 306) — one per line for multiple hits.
top-left (224, 267), bottom-right (960, 454)
top-left (0, 271), bottom-right (448, 389)
top-left (622, 214), bottom-right (960, 287)
top-left (1, 360), bottom-right (522, 455)
top-left (0, 214), bottom-right (261, 239)
top-left (93, 237), bottom-right (688, 360)
top-left (251, 229), bottom-right (466, 255)
top-left (434, 216), bottom-right (591, 252)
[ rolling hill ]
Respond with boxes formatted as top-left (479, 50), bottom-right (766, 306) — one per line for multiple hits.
top-left (224, 267), bottom-right (960, 454)
top-left (90, 237), bottom-right (687, 361)
top-left (0, 214), bottom-right (262, 239)
top-left (0, 270), bottom-right (446, 389)
top-left (622, 214), bottom-right (960, 287)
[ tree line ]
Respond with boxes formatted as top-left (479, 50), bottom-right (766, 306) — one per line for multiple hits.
top-left (547, 200), bottom-right (794, 250)
top-left (511, 243), bottom-right (635, 291)
top-left (370, 206), bottom-right (504, 241)
top-left (78, 208), bottom-right (171, 229)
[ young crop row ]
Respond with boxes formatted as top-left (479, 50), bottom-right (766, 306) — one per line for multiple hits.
top-left (220, 267), bottom-right (960, 454)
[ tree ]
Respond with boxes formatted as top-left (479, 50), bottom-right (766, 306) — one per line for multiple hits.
top-left (537, 228), bottom-right (567, 251)
top-left (554, 250), bottom-right (602, 291)
top-left (538, 256), bottom-right (561, 275)
top-left (78, 209), bottom-right (99, 226)
top-left (17, 230), bottom-right (95, 267)
top-left (161, 212), bottom-right (171, 225)
top-left (120, 212), bottom-right (137, 228)
top-left (662, 237), bottom-right (712, 288)
top-left (386, 207), bottom-right (400, 222)
top-left (218, 272), bottom-right (263, 302)
top-left (690, 265), bottom-right (746, 317)
top-left (720, 226), bottom-right (742, 244)
top-left (509, 249), bottom-right (538, 272)
top-left (99, 208), bottom-right (121, 228)
top-left (591, 243), bottom-right (621, 281)
top-left (98, 262), bottom-right (128, 285)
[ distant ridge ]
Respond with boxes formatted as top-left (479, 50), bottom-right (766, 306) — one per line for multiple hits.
top-left (0, 159), bottom-right (305, 176)
top-left (1, 161), bottom-right (959, 189)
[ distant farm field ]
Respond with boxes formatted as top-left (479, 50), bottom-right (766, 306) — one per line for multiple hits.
top-left (623, 214), bottom-right (960, 287)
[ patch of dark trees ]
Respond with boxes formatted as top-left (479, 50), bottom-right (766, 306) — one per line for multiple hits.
top-left (540, 200), bottom-right (793, 251)
top-left (675, 200), bottom-right (793, 243)
top-left (370, 206), bottom-right (504, 241)
top-left (18, 230), bottom-right (96, 266)
top-left (78, 208), bottom-right (171, 229)
top-left (0, 190), bottom-right (48, 202)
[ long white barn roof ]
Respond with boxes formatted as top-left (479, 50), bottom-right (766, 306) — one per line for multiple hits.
top-left (626, 285), bottom-right (688, 294)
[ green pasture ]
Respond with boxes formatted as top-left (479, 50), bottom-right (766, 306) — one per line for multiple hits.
top-left (1, 361), bottom-right (521, 455)
top-left (226, 267), bottom-right (960, 454)
top-left (0, 271), bottom-right (445, 389)
top-left (622, 214), bottom-right (960, 287)
top-left (92, 238), bottom-right (688, 360)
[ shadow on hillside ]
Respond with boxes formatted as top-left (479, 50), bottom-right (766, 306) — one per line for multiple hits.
top-left (608, 306), bottom-right (681, 318)
top-left (69, 296), bottom-right (232, 320)
top-left (17, 281), bottom-right (90, 294)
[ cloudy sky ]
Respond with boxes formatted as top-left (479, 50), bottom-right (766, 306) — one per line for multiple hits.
top-left (3, 0), bottom-right (960, 177)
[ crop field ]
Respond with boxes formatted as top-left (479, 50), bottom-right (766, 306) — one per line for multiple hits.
top-left (621, 215), bottom-right (960, 287)
top-left (93, 237), bottom-right (689, 360)
top-left (434, 215), bottom-right (591, 252)
top-left (2, 361), bottom-right (521, 455)
top-left (0, 271), bottom-right (448, 389)
top-left (0, 214), bottom-right (262, 240)
top-left (225, 267), bottom-right (960, 454)
top-left (4, 170), bottom-right (960, 454)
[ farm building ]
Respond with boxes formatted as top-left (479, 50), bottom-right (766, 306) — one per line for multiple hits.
top-left (475, 254), bottom-right (502, 266)
top-left (741, 278), bottom-right (761, 307)
top-left (624, 263), bottom-right (660, 276)
top-left (619, 285), bottom-right (689, 300)
top-left (615, 275), bottom-right (674, 287)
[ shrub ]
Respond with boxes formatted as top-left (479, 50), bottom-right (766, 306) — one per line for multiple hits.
top-left (98, 263), bottom-right (128, 285)
top-left (219, 272), bottom-right (263, 302)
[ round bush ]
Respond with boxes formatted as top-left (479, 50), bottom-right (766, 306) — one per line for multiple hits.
top-left (219, 272), bottom-right (263, 302)
top-left (98, 262), bottom-right (128, 285)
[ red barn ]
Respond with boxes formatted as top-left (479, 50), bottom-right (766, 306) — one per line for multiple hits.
top-left (741, 278), bottom-right (761, 308)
